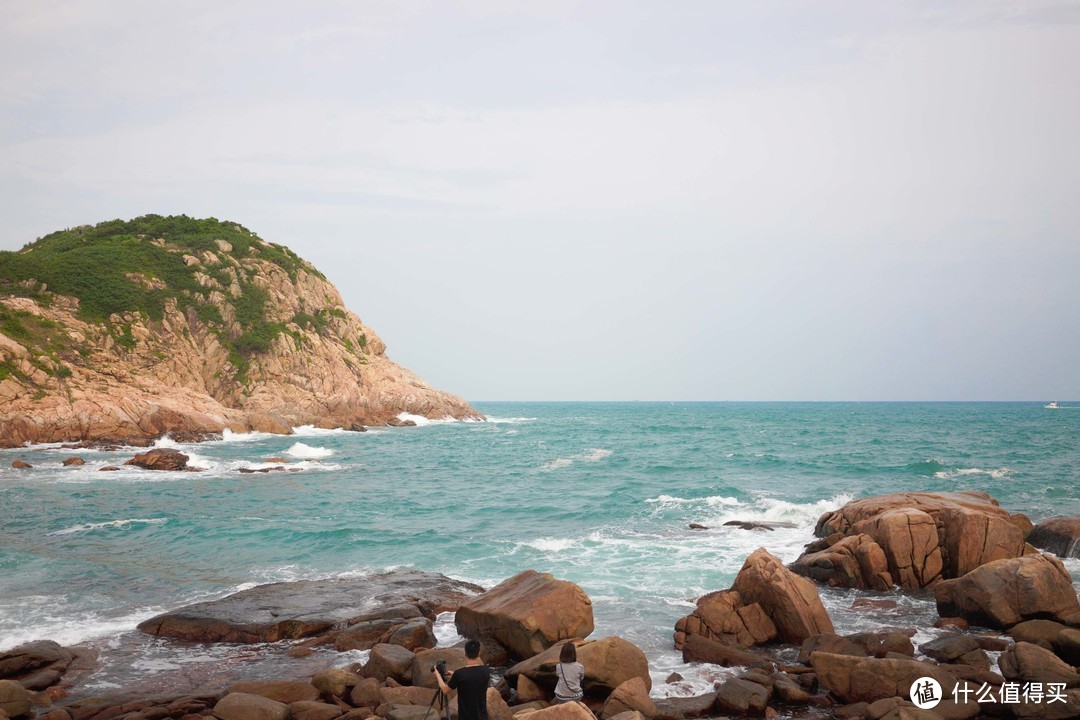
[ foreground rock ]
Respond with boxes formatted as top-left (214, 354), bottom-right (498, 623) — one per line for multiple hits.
top-left (0, 216), bottom-right (482, 448)
top-left (0, 640), bottom-right (95, 691)
top-left (455, 570), bottom-right (594, 660)
top-left (810, 652), bottom-right (956, 704)
top-left (934, 553), bottom-right (1080, 628)
top-left (138, 571), bottom-right (481, 643)
top-left (1029, 517), bottom-right (1080, 558)
top-left (675, 547), bottom-right (833, 649)
top-left (793, 491), bottom-right (1028, 590)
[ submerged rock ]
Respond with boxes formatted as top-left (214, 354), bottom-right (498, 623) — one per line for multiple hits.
top-left (124, 448), bottom-right (189, 471)
top-left (1029, 517), bottom-right (1080, 558)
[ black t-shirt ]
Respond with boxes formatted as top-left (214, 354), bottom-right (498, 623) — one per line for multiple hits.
top-left (448, 664), bottom-right (490, 720)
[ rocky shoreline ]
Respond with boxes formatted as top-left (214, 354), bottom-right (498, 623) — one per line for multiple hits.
top-left (3, 491), bottom-right (1080, 720)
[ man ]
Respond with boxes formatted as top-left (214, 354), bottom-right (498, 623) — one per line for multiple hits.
top-left (433, 638), bottom-right (490, 720)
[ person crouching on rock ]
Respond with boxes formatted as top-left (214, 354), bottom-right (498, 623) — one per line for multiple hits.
top-left (554, 641), bottom-right (585, 704)
top-left (434, 638), bottom-right (491, 720)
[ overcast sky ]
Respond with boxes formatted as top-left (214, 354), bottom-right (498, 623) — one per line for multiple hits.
top-left (2, 1), bottom-right (1078, 401)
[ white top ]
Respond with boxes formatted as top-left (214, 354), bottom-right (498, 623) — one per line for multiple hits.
top-left (554, 661), bottom-right (585, 699)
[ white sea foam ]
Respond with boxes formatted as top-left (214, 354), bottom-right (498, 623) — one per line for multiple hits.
top-left (934, 467), bottom-right (1012, 479)
top-left (540, 448), bottom-right (613, 471)
top-left (220, 428), bottom-right (277, 443)
top-left (433, 611), bottom-right (466, 648)
top-left (517, 538), bottom-right (579, 553)
top-left (483, 417), bottom-right (537, 424)
top-left (291, 425), bottom-right (348, 436)
top-left (48, 518), bottom-right (167, 537)
top-left (395, 412), bottom-right (460, 427)
top-left (285, 442), bottom-right (334, 459)
top-left (0, 600), bottom-right (165, 652)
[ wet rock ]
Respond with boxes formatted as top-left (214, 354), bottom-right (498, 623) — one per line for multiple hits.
top-left (1029, 517), bottom-right (1080, 558)
top-left (455, 570), bottom-right (594, 660)
top-left (124, 448), bottom-right (189, 471)
top-left (770, 673), bottom-right (810, 704)
top-left (383, 618), bottom-right (436, 651)
top-left (99, 466), bottom-right (120, 471)
top-left (61, 457), bottom-right (85, 466)
top-left (137, 570), bottom-right (480, 643)
top-left (10, 461), bottom-right (31, 469)
top-left (723, 520), bottom-right (797, 531)
top-left (934, 553), bottom-right (1080, 628)
top-left (652, 693), bottom-right (716, 720)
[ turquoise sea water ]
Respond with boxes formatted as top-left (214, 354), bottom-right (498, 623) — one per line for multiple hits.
top-left (1, 402), bottom-right (1078, 696)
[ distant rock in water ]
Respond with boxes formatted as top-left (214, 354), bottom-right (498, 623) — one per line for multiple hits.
top-left (0, 215), bottom-right (482, 447)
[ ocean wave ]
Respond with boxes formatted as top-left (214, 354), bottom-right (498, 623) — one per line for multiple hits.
top-left (291, 425), bottom-right (348, 437)
top-left (646, 494), bottom-right (743, 507)
top-left (516, 538), bottom-right (579, 553)
top-left (396, 412), bottom-right (459, 427)
top-left (285, 442), bottom-right (334, 459)
top-left (540, 448), bottom-right (613, 471)
top-left (483, 417), bottom-right (537, 424)
top-left (48, 518), bottom-right (168, 537)
top-left (0, 600), bottom-right (165, 652)
top-left (907, 459), bottom-right (946, 475)
top-left (933, 467), bottom-right (1012, 480)
top-left (220, 428), bottom-right (279, 443)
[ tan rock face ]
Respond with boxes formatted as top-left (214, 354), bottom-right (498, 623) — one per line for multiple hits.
top-left (794, 492), bottom-right (1027, 590)
top-left (455, 570), bottom-right (594, 660)
top-left (809, 652), bottom-right (955, 704)
top-left (506, 636), bottom-right (651, 697)
top-left (0, 240), bottom-right (481, 447)
top-left (729, 548), bottom-right (834, 643)
top-left (675, 548), bottom-right (833, 651)
top-left (934, 553), bottom-right (1080, 629)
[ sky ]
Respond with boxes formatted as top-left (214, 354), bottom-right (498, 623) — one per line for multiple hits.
top-left (1, 1), bottom-right (1078, 401)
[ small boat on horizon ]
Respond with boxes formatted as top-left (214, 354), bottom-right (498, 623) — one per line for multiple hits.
top-left (1045, 401), bottom-right (1061, 409)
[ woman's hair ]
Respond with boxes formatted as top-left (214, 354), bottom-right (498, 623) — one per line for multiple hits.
top-left (559, 642), bottom-right (577, 663)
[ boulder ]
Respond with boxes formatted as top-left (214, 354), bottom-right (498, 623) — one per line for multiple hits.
top-left (486, 687), bottom-right (514, 720)
top-left (713, 678), bottom-right (769, 716)
top-left (1009, 619), bottom-right (1068, 649)
top-left (998, 642), bottom-right (1080, 687)
top-left (348, 678), bottom-right (381, 709)
top-left (1029, 517), bottom-right (1080, 558)
top-left (507, 636), bottom-right (651, 696)
top-left (918, 636), bottom-right (981, 663)
top-left (61, 457), bottom-right (85, 466)
top-left (455, 570), bottom-right (594, 660)
top-left (798, 633), bottom-right (867, 664)
top-left (850, 508), bottom-right (943, 588)
top-left (289, 702), bottom-right (342, 720)
top-left (10, 461), bottom-right (31, 469)
top-left (1054, 627), bottom-right (1080, 665)
top-left (934, 553), bottom-right (1080, 628)
top-left (227, 681), bottom-right (320, 704)
top-left (212, 693), bottom-right (289, 720)
top-left (789, 534), bottom-right (893, 590)
top-left (0, 680), bottom-right (30, 718)
top-left (362, 644), bottom-right (415, 684)
top-left (383, 618), bottom-right (437, 651)
top-left (600, 678), bottom-right (658, 720)
top-left (138, 570), bottom-right (480, 643)
top-left (513, 703), bottom-right (595, 720)
top-left (673, 590), bottom-right (776, 649)
top-left (809, 652), bottom-right (955, 704)
top-left (652, 694), bottom-right (716, 720)
top-left (770, 673), bottom-right (810, 704)
top-left (681, 634), bottom-right (772, 669)
top-left (730, 548), bottom-right (834, 643)
top-left (799, 492), bottom-right (1028, 590)
top-left (377, 686), bottom-right (438, 706)
top-left (0, 640), bottom-right (69, 678)
top-left (125, 448), bottom-right (189, 471)
top-left (311, 669), bottom-right (357, 699)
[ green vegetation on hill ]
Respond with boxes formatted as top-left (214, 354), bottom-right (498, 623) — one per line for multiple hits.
top-left (0, 214), bottom-right (333, 383)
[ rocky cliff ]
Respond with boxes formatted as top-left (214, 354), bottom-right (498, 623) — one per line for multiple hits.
top-left (0, 215), bottom-right (482, 447)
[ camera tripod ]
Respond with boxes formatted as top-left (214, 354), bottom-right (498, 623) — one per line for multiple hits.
top-left (424, 686), bottom-right (451, 720)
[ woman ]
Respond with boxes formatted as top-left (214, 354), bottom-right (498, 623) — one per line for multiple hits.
top-left (553, 642), bottom-right (585, 704)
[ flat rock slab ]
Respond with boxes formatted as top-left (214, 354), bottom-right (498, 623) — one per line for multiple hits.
top-left (138, 571), bottom-right (482, 643)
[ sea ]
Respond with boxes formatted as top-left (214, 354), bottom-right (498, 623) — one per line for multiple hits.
top-left (1, 402), bottom-right (1078, 700)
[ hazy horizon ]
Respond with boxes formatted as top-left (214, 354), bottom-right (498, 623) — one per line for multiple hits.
top-left (2, 2), bottom-right (1078, 402)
